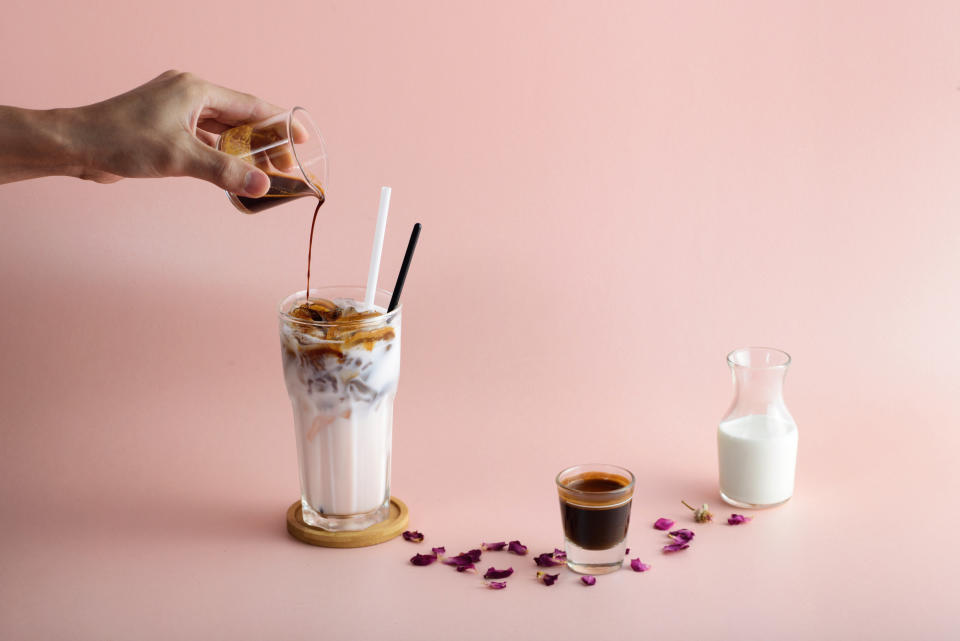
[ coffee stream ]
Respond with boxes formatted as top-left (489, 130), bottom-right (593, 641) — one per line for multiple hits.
top-left (231, 171), bottom-right (325, 299)
top-left (306, 197), bottom-right (323, 301)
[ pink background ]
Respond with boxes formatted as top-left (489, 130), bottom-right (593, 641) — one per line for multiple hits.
top-left (2, 1), bottom-right (959, 639)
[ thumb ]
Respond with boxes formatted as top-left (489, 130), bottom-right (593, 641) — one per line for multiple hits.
top-left (186, 143), bottom-right (270, 197)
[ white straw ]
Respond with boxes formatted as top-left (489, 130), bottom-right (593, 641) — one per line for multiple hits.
top-left (364, 186), bottom-right (392, 308)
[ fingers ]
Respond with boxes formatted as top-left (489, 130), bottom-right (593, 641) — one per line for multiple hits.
top-left (199, 80), bottom-right (285, 127)
top-left (198, 80), bottom-right (309, 144)
top-left (184, 140), bottom-right (270, 197)
top-left (196, 119), bottom-right (231, 135)
top-left (165, 72), bottom-right (312, 193)
top-left (290, 113), bottom-right (310, 144)
top-left (194, 128), bottom-right (219, 148)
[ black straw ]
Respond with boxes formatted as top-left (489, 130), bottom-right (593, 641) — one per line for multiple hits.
top-left (388, 223), bottom-right (421, 312)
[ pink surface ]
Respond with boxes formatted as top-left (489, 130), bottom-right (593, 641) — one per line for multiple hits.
top-left (2, 1), bottom-right (959, 639)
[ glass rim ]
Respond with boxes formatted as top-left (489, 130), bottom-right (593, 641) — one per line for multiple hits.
top-left (278, 286), bottom-right (401, 328)
top-left (288, 106), bottom-right (327, 199)
top-left (555, 463), bottom-right (636, 496)
top-left (727, 347), bottom-right (791, 370)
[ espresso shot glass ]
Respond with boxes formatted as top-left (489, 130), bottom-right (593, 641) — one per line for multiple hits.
top-left (556, 464), bottom-right (635, 574)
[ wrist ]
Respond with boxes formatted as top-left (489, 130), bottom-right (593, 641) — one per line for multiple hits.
top-left (0, 106), bottom-right (88, 182)
top-left (38, 107), bottom-right (89, 178)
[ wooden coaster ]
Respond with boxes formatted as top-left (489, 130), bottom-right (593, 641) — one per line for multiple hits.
top-left (286, 497), bottom-right (409, 548)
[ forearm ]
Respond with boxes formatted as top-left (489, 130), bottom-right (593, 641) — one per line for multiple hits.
top-left (0, 106), bottom-right (84, 184)
top-left (1, 71), bottom-right (278, 194)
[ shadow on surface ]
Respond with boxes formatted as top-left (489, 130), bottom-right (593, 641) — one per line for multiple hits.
top-left (635, 472), bottom-right (723, 507)
top-left (4, 492), bottom-right (289, 547)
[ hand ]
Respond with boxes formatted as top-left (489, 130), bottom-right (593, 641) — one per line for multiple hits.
top-left (0, 70), bottom-right (278, 196)
top-left (65, 70), bottom-right (277, 196)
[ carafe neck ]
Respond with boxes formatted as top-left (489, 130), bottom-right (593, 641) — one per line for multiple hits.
top-left (723, 348), bottom-right (794, 423)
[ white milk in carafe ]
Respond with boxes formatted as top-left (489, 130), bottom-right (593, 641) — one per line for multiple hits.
top-left (718, 414), bottom-right (797, 507)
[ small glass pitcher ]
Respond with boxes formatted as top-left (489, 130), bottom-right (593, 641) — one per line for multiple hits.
top-left (717, 347), bottom-right (798, 508)
top-left (217, 107), bottom-right (327, 214)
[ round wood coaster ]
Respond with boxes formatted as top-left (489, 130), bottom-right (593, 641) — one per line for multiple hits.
top-left (286, 497), bottom-right (409, 548)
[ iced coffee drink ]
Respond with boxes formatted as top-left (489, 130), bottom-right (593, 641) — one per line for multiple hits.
top-left (279, 286), bottom-right (401, 531)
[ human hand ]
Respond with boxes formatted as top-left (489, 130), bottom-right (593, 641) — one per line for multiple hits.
top-left (58, 70), bottom-right (278, 197)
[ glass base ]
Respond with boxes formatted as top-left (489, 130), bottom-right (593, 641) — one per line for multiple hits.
top-left (563, 539), bottom-right (626, 575)
top-left (301, 498), bottom-right (390, 532)
top-left (720, 490), bottom-right (792, 509)
top-left (225, 191), bottom-right (254, 214)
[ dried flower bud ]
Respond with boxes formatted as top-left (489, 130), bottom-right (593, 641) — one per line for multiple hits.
top-left (695, 505), bottom-right (713, 523)
top-left (682, 500), bottom-right (713, 523)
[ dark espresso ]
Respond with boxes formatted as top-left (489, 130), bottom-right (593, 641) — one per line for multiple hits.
top-left (558, 473), bottom-right (633, 550)
top-left (236, 174), bottom-right (325, 213)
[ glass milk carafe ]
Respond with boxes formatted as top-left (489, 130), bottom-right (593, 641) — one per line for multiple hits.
top-left (718, 347), bottom-right (798, 508)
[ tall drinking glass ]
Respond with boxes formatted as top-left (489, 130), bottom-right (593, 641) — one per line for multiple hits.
top-left (279, 286), bottom-right (401, 531)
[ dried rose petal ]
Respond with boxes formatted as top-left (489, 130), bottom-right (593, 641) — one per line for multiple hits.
top-left (483, 567), bottom-right (514, 580)
top-left (537, 571), bottom-right (559, 586)
top-left (668, 529), bottom-right (695, 543)
top-left (463, 549), bottom-right (482, 563)
top-left (482, 541), bottom-right (507, 551)
top-left (728, 514), bottom-right (753, 525)
top-left (456, 563), bottom-right (476, 573)
top-left (442, 552), bottom-right (479, 569)
top-left (662, 542), bottom-right (690, 553)
top-left (630, 558), bottom-right (651, 572)
top-left (487, 581), bottom-right (508, 590)
top-left (402, 530), bottom-right (424, 543)
top-left (534, 552), bottom-right (563, 567)
top-left (552, 548), bottom-right (567, 562)
top-left (507, 540), bottom-right (528, 555)
top-left (682, 500), bottom-right (713, 523)
top-left (410, 553), bottom-right (437, 566)
top-left (581, 576), bottom-right (596, 586)
top-left (625, 548), bottom-right (630, 555)
top-left (653, 518), bottom-right (675, 530)
top-left (431, 546), bottom-right (446, 557)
